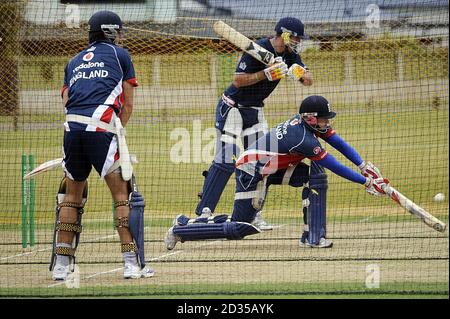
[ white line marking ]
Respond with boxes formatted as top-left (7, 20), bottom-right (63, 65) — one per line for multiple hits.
top-left (46, 241), bottom-right (219, 287)
top-left (1, 234), bottom-right (118, 261)
top-left (0, 248), bottom-right (49, 261)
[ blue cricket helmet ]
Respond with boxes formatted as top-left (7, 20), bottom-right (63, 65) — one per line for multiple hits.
top-left (275, 17), bottom-right (308, 39)
top-left (299, 96), bottom-right (336, 133)
top-left (88, 10), bottom-right (122, 42)
top-left (299, 96), bottom-right (336, 119)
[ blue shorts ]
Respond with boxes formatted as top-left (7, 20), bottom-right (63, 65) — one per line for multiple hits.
top-left (63, 131), bottom-right (117, 181)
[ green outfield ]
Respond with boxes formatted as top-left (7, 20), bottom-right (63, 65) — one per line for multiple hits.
top-left (1, 102), bottom-right (448, 298)
top-left (16, 46), bottom-right (449, 91)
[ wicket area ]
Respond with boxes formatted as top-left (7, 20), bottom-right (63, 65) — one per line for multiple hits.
top-left (21, 154), bottom-right (35, 248)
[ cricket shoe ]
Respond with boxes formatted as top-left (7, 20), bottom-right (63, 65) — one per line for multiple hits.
top-left (52, 264), bottom-right (70, 281)
top-left (199, 207), bottom-right (213, 218)
top-left (251, 211), bottom-right (274, 231)
top-left (164, 226), bottom-right (181, 250)
top-left (299, 237), bottom-right (333, 248)
top-left (140, 266), bottom-right (155, 278)
top-left (124, 263), bottom-right (155, 279)
top-left (52, 254), bottom-right (72, 281)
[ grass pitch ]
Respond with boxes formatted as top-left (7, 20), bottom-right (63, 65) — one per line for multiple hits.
top-left (0, 50), bottom-right (448, 298)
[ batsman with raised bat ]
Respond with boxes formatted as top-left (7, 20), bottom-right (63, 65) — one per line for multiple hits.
top-left (165, 96), bottom-right (389, 250)
top-left (50, 10), bottom-right (154, 281)
top-left (196, 17), bottom-right (312, 231)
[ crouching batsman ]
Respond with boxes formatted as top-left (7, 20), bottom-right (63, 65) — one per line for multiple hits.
top-left (165, 95), bottom-right (389, 250)
top-left (50, 10), bottom-right (154, 280)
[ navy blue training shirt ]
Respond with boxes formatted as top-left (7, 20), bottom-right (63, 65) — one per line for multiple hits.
top-left (223, 38), bottom-right (305, 107)
top-left (62, 40), bottom-right (138, 131)
top-left (236, 114), bottom-right (367, 184)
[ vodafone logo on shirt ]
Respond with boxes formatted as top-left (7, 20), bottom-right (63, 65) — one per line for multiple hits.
top-left (83, 52), bottom-right (94, 62)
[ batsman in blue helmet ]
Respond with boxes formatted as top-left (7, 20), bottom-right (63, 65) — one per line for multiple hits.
top-left (196, 16), bottom-right (313, 231)
top-left (50, 10), bottom-right (154, 281)
top-left (165, 96), bottom-right (389, 250)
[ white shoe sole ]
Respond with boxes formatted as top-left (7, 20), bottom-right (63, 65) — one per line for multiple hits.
top-left (124, 268), bottom-right (155, 279)
top-left (124, 274), bottom-right (142, 279)
top-left (141, 267), bottom-right (155, 278)
top-left (52, 267), bottom-right (69, 281)
top-left (299, 241), bottom-right (333, 248)
top-left (257, 224), bottom-right (274, 231)
top-left (52, 276), bottom-right (67, 281)
top-left (252, 222), bottom-right (274, 231)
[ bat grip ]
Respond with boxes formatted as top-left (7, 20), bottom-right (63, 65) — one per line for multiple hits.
top-left (381, 183), bottom-right (393, 196)
top-left (131, 175), bottom-right (138, 192)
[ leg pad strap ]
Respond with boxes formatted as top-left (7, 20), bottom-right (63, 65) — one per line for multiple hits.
top-left (55, 246), bottom-right (76, 257)
top-left (58, 201), bottom-right (84, 210)
top-left (115, 217), bottom-right (129, 229)
top-left (50, 179), bottom-right (87, 272)
top-left (114, 200), bottom-right (130, 208)
top-left (56, 222), bottom-right (82, 233)
top-left (121, 242), bottom-right (138, 253)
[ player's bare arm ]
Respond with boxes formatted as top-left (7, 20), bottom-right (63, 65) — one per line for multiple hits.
top-left (233, 59), bottom-right (288, 87)
top-left (232, 71), bottom-right (265, 88)
top-left (120, 80), bottom-right (134, 126)
top-left (62, 88), bottom-right (69, 107)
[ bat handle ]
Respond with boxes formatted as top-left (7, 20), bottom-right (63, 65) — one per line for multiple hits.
top-left (381, 183), bottom-right (393, 196)
top-left (131, 174), bottom-right (138, 192)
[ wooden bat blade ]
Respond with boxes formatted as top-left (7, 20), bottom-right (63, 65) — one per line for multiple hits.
top-left (213, 21), bottom-right (252, 53)
top-left (23, 158), bottom-right (63, 180)
top-left (213, 20), bottom-right (275, 65)
top-left (383, 185), bottom-right (446, 232)
top-left (23, 156), bottom-right (139, 180)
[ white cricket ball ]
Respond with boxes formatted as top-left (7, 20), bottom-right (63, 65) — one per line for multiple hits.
top-left (433, 193), bottom-right (445, 202)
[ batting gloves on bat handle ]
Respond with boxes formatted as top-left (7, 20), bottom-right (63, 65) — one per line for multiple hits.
top-left (365, 177), bottom-right (390, 196)
top-left (359, 161), bottom-right (382, 179)
top-left (264, 60), bottom-right (288, 81)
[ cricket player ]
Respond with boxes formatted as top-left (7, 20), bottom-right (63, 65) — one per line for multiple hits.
top-left (197, 17), bottom-right (313, 230)
top-left (50, 11), bottom-right (154, 280)
top-left (165, 96), bottom-right (388, 250)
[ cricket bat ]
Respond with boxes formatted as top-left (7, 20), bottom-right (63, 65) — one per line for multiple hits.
top-left (213, 20), bottom-right (275, 65)
top-left (383, 184), bottom-right (446, 233)
top-left (23, 157), bottom-right (63, 180)
top-left (23, 155), bottom-right (138, 180)
top-left (114, 117), bottom-right (133, 181)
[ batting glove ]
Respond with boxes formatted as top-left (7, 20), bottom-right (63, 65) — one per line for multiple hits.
top-left (264, 59), bottom-right (288, 81)
top-left (287, 63), bottom-right (306, 81)
top-left (359, 161), bottom-right (382, 179)
top-left (364, 177), bottom-right (390, 196)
